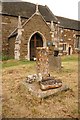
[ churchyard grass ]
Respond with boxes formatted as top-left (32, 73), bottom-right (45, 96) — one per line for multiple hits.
top-left (2, 54), bottom-right (79, 118)
top-left (61, 54), bottom-right (78, 62)
top-left (2, 54), bottom-right (78, 68)
top-left (2, 59), bottom-right (35, 68)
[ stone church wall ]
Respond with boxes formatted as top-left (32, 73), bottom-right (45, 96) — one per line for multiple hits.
top-left (59, 28), bottom-right (78, 55)
top-left (20, 14), bottom-right (51, 59)
top-left (2, 15), bottom-right (27, 59)
top-left (2, 15), bottom-right (17, 58)
top-left (2, 14), bottom-right (79, 59)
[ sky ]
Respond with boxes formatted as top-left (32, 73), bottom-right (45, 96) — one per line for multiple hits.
top-left (22, 0), bottom-right (80, 20)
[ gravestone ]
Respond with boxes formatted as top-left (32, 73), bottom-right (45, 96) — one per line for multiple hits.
top-left (23, 47), bottom-right (69, 98)
top-left (36, 46), bottom-right (61, 78)
top-left (48, 46), bottom-right (61, 71)
top-left (36, 47), bottom-right (62, 90)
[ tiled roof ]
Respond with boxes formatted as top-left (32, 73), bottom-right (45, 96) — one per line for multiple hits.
top-left (56, 16), bottom-right (80, 31)
top-left (2, 2), bottom-right (58, 23)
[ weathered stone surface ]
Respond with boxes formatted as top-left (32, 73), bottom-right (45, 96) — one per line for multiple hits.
top-left (14, 16), bottom-right (23, 60)
top-left (23, 80), bottom-right (69, 99)
top-left (36, 47), bottom-right (50, 79)
top-left (25, 74), bottom-right (37, 83)
top-left (49, 55), bottom-right (61, 71)
top-left (2, 15), bottom-right (18, 57)
top-left (2, 13), bottom-right (78, 59)
top-left (2, 15), bottom-right (26, 58)
top-left (40, 79), bottom-right (62, 90)
top-left (20, 14), bottom-right (51, 59)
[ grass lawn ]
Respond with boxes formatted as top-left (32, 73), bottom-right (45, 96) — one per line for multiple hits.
top-left (2, 54), bottom-right (79, 118)
top-left (2, 59), bottom-right (35, 68)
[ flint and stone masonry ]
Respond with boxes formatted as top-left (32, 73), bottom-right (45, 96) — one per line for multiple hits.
top-left (2, 2), bottom-right (80, 60)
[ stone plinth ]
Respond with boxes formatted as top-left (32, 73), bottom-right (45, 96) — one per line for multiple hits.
top-left (36, 47), bottom-right (50, 79)
top-left (23, 80), bottom-right (69, 99)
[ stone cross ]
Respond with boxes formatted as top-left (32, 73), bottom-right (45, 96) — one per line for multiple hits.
top-left (35, 3), bottom-right (40, 15)
top-left (36, 47), bottom-right (50, 81)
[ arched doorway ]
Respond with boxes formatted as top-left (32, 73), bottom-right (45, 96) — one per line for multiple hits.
top-left (68, 46), bottom-right (72, 55)
top-left (30, 32), bottom-right (43, 60)
top-left (68, 47), bottom-right (71, 55)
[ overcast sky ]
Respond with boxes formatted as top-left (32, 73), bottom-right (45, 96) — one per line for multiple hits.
top-left (22, 0), bottom-right (80, 20)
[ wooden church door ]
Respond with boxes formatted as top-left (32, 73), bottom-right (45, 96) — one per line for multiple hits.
top-left (30, 33), bottom-right (43, 60)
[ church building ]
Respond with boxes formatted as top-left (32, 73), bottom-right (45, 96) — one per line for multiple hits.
top-left (1, 2), bottom-right (80, 60)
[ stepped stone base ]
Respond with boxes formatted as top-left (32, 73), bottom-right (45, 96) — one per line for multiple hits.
top-left (22, 80), bottom-right (69, 99)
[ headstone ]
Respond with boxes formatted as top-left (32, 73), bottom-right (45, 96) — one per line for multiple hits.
top-left (48, 46), bottom-right (61, 71)
top-left (49, 55), bottom-right (61, 71)
top-left (23, 46), bottom-right (69, 94)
